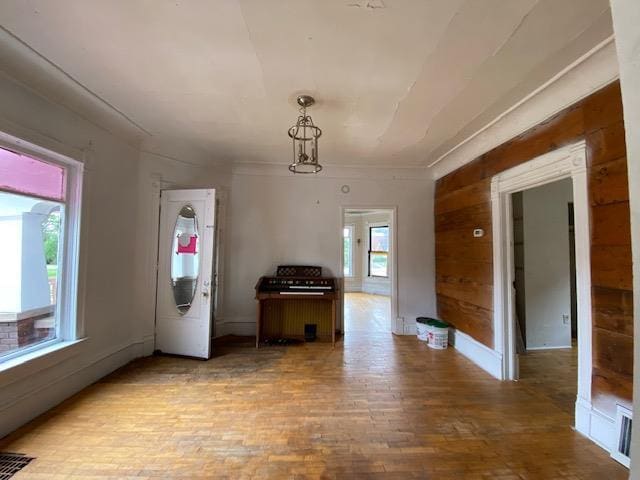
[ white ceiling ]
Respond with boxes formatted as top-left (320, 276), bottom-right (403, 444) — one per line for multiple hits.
top-left (0, 0), bottom-right (613, 167)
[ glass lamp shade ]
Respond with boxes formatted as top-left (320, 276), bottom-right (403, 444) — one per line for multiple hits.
top-left (288, 114), bottom-right (322, 174)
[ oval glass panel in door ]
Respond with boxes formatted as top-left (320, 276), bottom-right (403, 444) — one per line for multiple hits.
top-left (170, 205), bottom-right (200, 314)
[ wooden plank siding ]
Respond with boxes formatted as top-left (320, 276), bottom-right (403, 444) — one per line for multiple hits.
top-left (434, 81), bottom-right (633, 417)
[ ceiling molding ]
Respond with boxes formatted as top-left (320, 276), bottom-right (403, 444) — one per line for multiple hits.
top-left (429, 36), bottom-right (619, 180)
top-left (0, 26), bottom-right (149, 146)
top-left (139, 149), bottom-right (232, 173)
top-left (231, 161), bottom-right (431, 181)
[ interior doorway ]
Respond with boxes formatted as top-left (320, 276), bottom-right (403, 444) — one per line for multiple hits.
top-left (491, 140), bottom-right (593, 438)
top-left (341, 208), bottom-right (396, 334)
top-left (511, 178), bottom-right (578, 415)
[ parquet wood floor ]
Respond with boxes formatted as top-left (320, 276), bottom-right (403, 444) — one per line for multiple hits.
top-left (344, 293), bottom-right (390, 333)
top-left (518, 343), bottom-right (577, 416)
top-left (1, 333), bottom-right (627, 479)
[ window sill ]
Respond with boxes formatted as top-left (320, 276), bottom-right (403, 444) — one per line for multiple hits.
top-left (0, 338), bottom-right (87, 388)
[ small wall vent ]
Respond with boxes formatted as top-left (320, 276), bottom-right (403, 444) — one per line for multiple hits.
top-left (611, 404), bottom-right (632, 468)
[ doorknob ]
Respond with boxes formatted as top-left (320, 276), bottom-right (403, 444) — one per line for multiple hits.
top-left (202, 289), bottom-right (209, 297)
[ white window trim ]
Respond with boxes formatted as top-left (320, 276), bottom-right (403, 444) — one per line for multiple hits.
top-left (0, 131), bottom-right (84, 366)
top-left (367, 222), bottom-right (390, 278)
top-left (343, 224), bottom-right (355, 278)
top-left (490, 140), bottom-right (593, 437)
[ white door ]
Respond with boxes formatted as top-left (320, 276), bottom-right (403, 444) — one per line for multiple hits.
top-left (156, 189), bottom-right (215, 359)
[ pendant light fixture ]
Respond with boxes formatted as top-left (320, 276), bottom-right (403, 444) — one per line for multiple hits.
top-left (288, 95), bottom-right (322, 174)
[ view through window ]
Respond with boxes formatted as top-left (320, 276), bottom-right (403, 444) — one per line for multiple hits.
top-left (368, 225), bottom-right (389, 277)
top-left (0, 146), bottom-right (69, 359)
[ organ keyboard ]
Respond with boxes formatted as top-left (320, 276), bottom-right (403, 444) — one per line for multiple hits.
top-left (255, 265), bottom-right (338, 347)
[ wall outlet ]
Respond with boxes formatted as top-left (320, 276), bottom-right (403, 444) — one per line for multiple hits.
top-left (562, 314), bottom-right (570, 325)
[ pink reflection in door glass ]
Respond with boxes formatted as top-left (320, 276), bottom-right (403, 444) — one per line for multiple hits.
top-left (0, 147), bottom-right (65, 201)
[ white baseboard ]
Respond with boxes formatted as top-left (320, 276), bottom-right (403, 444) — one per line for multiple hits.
top-left (526, 344), bottom-right (573, 351)
top-left (344, 281), bottom-right (362, 293)
top-left (449, 329), bottom-right (503, 380)
top-left (217, 320), bottom-right (256, 337)
top-left (575, 397), bottom-right (592, 436)
top-left (141, 334), bottom-right (155, 356)
top-left (0, 339), bottom-right (145, 438)
top-left (403, 321), bottom-right (417, 335)
top-left (575, 398), bottom-right (616, 453)
top-left (362, 282), bottom-right (391, 296)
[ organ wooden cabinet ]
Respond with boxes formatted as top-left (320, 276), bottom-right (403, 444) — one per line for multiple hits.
top-left (255, 266), bottom-right (338, 347)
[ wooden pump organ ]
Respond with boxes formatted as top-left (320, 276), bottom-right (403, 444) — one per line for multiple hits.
top-left (255, 265), bottom-right (338, 347)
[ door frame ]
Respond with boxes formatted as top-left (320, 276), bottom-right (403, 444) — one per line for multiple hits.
top-left (146, 177), bottom-right (228, 353)
top-left (491, 140), bottom-right (592, 430)
top-left (339, 206), bottom-right (400, 335)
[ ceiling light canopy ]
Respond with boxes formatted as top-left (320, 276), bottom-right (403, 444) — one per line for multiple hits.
top-left (288, 95), bottom-right (322, 174)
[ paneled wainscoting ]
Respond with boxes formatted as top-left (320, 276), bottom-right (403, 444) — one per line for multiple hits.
top-left (0, 333), bottom-right (626, 479)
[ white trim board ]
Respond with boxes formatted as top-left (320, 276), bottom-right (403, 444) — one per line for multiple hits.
top-left (611, 404), bottom-right (632, 467)
top-left (0, 129), bottom-right (85, 357)
top-left (525, 345), bottom-right (573, 351)
top-left (232, 162), bottom-right (430, 181)
top-left (0, 28), bottom-right (148, 144)
top-left (575, 399), bottom-right (617, 454)
top-left (490, 141), bottom-right (595, 441)
top-left (216, 320), bottom-right (256, 337)
top-left (362, 220), bottom-right (391, 296)
top-left (449, 329), bottom-right (503, 380)
top-left (430, 37), bottom-right (619, 179)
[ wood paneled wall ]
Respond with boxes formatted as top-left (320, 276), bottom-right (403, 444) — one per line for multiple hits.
top-left (435, 82), bottom-right (633, 416)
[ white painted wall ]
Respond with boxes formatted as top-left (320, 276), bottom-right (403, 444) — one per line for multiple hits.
top-left (222, 170), bottom-right (435, 335)
top-left (522, 178), bottom-right (573, 349)
top-left (0, 70), bottom-right (142, 437)
top-left (132, 152), bottom-right (231, 354)
top-left (610, 0), bottom-right (640, 472)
